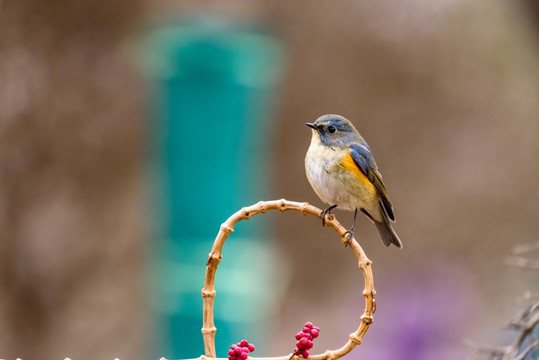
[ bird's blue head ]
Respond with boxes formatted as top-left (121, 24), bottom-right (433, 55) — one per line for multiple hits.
top-left (305, 114), bottom-right (361, 148)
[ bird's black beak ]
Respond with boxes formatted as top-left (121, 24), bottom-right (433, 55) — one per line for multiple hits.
top-left (305, 122), bottom-right (318, 130)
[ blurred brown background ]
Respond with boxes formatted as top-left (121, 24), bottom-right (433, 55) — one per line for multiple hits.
top-left (1, 1), bottom-right (537, 359)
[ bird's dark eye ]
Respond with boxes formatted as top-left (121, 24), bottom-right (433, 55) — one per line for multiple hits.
top-left (327, 126), bottom-right (336, 133)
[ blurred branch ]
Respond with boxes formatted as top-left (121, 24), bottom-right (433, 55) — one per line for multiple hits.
top-left (505, 241), bottom-right (539, 270)
top-left (166, 199), bottom-right (376, 360)
top-left (466, 301), bottom-right (539, 359)
top-left (467, 241), bottom-right (539, 360)
top-left (505, 257), bottom-right (539, 270)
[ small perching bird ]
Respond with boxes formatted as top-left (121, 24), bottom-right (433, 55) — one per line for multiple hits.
top-left (304, 114), bottom-right (402, 248)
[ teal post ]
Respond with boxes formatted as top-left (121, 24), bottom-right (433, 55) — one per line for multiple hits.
top-left (139, 17), bottom-right (285, 359)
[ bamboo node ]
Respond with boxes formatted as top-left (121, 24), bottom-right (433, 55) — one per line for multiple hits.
top-left (349, 333), bottom-right (362, 345)
top-left (357, 259), bottom-right (372, 269)
top-left (301, 202), bottom-right (309, 215)
top-left (242, 209), bottom-right (252, 219)
top-left (279, 199), bottom-right (287, 212)
top-left (326, 214), bottom-right (335, 223)
top-left (325, 351), bottom-right (337, 360)
top-left (201, 327), bottom-right (217, 334)
top-left (258, 201), bottom-right (267, 213)
top-left (360, 314), bottom-right (373, 325)
top-left (206, 252), bottom-right (222, 266)
top-left (201, 289), bottom-right (216, 298)
top-left (220, 224), bottom-right (234, 234)
top-left (362, 289), bottom-right (376, 297)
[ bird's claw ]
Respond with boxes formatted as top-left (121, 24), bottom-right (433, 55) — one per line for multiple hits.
top-left (342, 230), bottom-right (354, 247)
top-left (320, 205), bottom-right (337, 227)
top-left (321, 213), bottom-right (332, 226)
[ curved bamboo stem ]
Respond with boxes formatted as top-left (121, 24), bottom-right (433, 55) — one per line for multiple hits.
top-left (169, 199), bottom-right (375, 360)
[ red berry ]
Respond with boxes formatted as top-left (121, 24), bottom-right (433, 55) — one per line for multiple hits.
top-left (235, 347), bottom-right (242, 355)
top-left (293, 323), bottom-right (318, 357)
top-left (228, 350), bottom-right (235, 356)
top-left (239, 352), bottom-right (248, 360)
top-left (247, 344), bottom-right (255, 352)
top-left (240, 340), bottom-right (249, 347)
top-left (231, 344), bottom-right (237, 349)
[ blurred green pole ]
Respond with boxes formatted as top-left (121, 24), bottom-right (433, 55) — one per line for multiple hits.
top-left (139, 17), bottom-right (285, 359)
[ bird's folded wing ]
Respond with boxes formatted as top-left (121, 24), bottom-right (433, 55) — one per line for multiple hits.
top-left (349, 144), bottom-right (395, 222)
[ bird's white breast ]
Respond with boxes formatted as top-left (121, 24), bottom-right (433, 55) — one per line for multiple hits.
top-left (305, 132), bottom-right (362, 211)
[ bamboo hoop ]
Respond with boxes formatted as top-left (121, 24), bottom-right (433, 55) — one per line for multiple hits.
top-left (162, 199), bottom-right (375, 360)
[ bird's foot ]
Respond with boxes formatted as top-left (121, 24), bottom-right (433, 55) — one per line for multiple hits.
top-left (320, 205), bottom-right (337, 226)
top-left (342, 229), bottom-right (354, 247)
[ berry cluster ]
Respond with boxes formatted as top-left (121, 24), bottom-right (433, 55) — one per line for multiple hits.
top-left (228, 340), bottom-right (255, 360)
top-left (294, 322), bottom-right (320, 358)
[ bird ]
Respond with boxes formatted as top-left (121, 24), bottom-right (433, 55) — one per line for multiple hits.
top-left (304, 114), bottom-right (402, 248)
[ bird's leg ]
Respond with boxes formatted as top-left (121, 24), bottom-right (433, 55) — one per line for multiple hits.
top-left (343, 208), bottom-right (358, 246)
top-left (320, 204), bottom-right (337, 226)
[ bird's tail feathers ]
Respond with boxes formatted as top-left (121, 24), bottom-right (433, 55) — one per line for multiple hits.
top-left (375, 212), bottom-right (403, 248)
